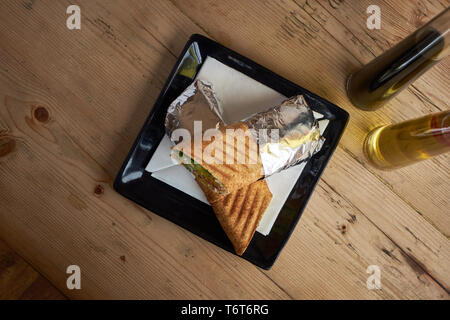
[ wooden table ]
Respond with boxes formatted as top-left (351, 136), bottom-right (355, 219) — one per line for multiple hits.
top-left (0, 0), bottom-right (448, 299)
top-left (0, 239), bottom-right (65, 299)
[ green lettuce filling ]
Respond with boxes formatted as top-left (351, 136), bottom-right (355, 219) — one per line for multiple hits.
top-left (176, 151), bottom-right (228, 195)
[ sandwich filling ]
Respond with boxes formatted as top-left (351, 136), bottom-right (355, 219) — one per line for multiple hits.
top-left (175, 151), bottom-right (228, 195)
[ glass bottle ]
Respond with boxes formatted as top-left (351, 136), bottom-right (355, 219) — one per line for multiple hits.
top-left (364, 110), bottom-right (450, 169)
top-left (346, 7), bottom-right (450, 111)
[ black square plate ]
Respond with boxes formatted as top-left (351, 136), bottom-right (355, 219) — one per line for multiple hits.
top-left (114, 34), bottom-right (349, 269)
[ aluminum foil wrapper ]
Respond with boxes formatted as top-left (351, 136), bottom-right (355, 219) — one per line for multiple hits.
top-left (244, 95), bottom-right (324, 176)
top-left (165, 79), bottom-right (224, 141)
top-left (165, 79), bottom-right (324, 177)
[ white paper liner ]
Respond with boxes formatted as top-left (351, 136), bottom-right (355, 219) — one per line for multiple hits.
top-left (145, 57), bottom-right (329, 235)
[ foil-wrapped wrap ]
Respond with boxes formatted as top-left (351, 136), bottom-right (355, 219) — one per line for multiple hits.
top-left (243, 95), bottom-right (324, 176)
top-left (165, 79), bottom-right (324, 177)
top-left (165, 80), bottom-right (224, 140)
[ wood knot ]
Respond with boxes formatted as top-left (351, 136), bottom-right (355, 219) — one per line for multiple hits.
top-left (94, 184), bottom-right (104, 196)
top-left (338, 224), bottom-right (347, 235)
top-left (33, 106), bottom-right (49, 123)
top-left (0, 137), bottom-right (16, 157)
top-left (0, 251), bottom-right (16, 269)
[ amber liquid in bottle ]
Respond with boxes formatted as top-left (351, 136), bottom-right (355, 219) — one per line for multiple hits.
top-left (347, 28), bottom-right (444, 110)
top-left (364, 111), bottom-right (450, 169)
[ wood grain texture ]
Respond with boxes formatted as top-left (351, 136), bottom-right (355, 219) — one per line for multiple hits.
top-left (313, 0), bottom-right (450, 238)
top-left (0, 239), bottom-right (65, 299)
top-left (171, 0), bottom-right (450, 289)
top-left (0, 0), bottom-right (448, 299)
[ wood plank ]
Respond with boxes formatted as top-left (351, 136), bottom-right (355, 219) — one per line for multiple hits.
top-left (19, 275), bottom-right (66, 300)
top-left (268, 181), bottom-right (448, 299)
top-left (0, 0), bottom-right (175, 176)
top-left (171, 0), bottom-right (450, 287)
top-left (0, 0), bottom-right (289, 299)
top-left (322, 148), bottom-right (449, 290)
top-left (313, 0), bottom-right (450, 237)
top-left (0, 84), bottom-right (291, 299)
top-left (1, 67), bottom-right (446, 299)
top-left (0, 238), bottom-right (65, 300)
top-left (0, 0), bottom-right (448, 299)
top-left (0, 239), bottom-right (39, 299)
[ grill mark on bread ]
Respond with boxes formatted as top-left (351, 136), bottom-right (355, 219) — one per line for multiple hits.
top-left (210, 180), bottom-right (272, 255)
top-left (232, 186), bottom-right (249, 225)
top-left (239, 188), bottom-right (259, 249)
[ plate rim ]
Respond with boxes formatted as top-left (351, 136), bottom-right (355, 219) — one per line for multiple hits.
top-left (114, 34), bottom-right (349, 269)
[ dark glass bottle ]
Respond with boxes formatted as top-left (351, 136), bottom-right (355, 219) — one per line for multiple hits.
top-left (346, 7), bottom-right (449, 111)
